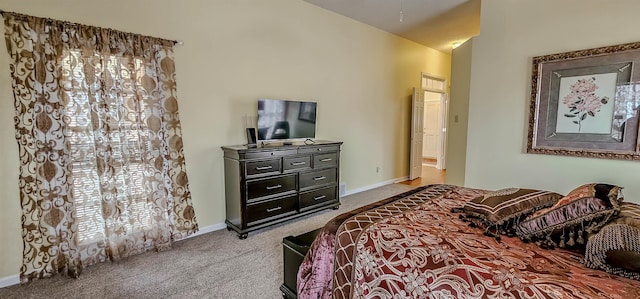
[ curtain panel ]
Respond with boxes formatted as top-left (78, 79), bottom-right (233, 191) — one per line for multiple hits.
top-left (2, 12), bottom-right (198, 282)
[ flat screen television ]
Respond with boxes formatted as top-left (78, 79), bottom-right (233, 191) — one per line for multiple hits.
top-left (256, 99), bottom-right (317, 141)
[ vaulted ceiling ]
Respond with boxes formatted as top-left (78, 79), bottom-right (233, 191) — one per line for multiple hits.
top-left (304, 0), bottom-right (480, 53)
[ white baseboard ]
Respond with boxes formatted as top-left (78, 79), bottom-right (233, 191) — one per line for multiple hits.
top-left (188, 222), bottom-right (227, 238)
top-left (343, 176), bottom-right (409, 197)
top-left (392, 176), bottom-right (410, 184)
top-left (0, 274), bottom-right (19, 289)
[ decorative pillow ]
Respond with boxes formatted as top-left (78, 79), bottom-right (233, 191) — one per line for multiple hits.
top-left (584, 223), bottom-right (640, 280)
top-left (516, 183), bottom-right (623, 249)
top-left (458, 188), bottom-right (563, 237)
top-left (611, 202), bottom-right (640, 229)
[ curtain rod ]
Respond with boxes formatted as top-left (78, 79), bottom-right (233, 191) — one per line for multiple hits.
top-left (0, 9), bottom-right (184, 46)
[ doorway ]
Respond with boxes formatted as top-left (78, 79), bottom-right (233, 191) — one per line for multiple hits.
top-left (421, 74), bottom-right (447, 170)
top-left (408, 74), bottom-right (448, 182)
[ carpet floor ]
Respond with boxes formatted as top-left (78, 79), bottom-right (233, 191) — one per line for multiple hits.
top-left (0, 183), bottom-right (415, 299)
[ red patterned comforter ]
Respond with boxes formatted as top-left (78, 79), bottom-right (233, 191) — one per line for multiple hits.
top-left (297, 184), bottom-right (640, 299)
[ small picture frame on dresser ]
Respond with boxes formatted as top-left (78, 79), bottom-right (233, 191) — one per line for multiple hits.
top-left (246, 128), bottom-right (257, 148)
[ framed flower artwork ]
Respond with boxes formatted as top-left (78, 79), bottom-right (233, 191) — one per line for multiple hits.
top-left (527, 41), bottom-right (640, 160)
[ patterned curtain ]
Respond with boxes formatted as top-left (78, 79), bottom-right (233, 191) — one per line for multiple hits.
top-left (2, 12), bottom-right (198, 282)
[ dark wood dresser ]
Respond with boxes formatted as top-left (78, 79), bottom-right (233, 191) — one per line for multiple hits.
top-left (222, 140), bottom-right (342, 239)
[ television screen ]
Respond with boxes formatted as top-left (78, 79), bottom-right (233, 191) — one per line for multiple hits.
top-left (257, 99), bottom-right (317, 141)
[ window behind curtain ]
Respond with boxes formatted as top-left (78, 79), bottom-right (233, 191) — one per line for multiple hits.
top-left (63, 50), bottom-right (154, 248)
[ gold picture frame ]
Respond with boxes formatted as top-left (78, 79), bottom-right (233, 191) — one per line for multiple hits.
top-left (527, 42), bottom-right (640, 160)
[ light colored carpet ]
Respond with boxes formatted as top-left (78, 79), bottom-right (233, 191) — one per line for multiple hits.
top-left (0, 183), bottom-right (415, 299)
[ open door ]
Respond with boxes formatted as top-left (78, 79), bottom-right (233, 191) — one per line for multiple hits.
top-left (422, 91), bottom-right (448, 170)
top-left (422, 92), bottom-right (442, 160)
top-left (409, 88), bottom-right (424, 180)
top-left (420, 73), bottom-right (448, 171)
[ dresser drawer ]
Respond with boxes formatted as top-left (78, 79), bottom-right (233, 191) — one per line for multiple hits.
top-left (247, 175), bottom-right (296, 202)
top-left (299, 168), bottom-right (337, 190)
top-left (283, 156), bottom-right (311, 171)
top-left (245, 149), bottom-right (297, 159)
top-left (246, 159), bottom-right (281, 176)
top-left (247, 195), bottom-right (298, 225)
top-left (298, 145), bottom-right (339, 154)
top-left (314, 153), bottom-right (338, 168)
top-left (299, 186), bottom-right (337, 210)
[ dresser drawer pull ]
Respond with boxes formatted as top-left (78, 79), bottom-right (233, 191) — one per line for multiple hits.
top-left (266, 184), bottom-right (282, 190)
top-left (314, 195), bottom-right (327, 201)
top-left (255, 165), bottom-right (274, 171)
top-left (313, 176), bottom-right (327, 181)
top-left (319, 158), bottom-right (333, 162)
top-left (291, 161), bottom-right (306, 166)
top-left (266, 206), bottom-right (282, 212)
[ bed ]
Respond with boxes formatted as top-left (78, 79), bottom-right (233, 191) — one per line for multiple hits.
top-left (296, 184), bottom-right (640, 299)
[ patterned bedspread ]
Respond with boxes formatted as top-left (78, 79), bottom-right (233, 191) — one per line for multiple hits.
top-left (297, 184), bottom-right (640, 299)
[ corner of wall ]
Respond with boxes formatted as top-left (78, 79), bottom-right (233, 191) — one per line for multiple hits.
top-left (445, 38), bottom-right (473, 186)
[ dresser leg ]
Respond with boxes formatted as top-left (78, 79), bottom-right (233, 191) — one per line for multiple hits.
top-left (239, 233), bottom-right (248, 240)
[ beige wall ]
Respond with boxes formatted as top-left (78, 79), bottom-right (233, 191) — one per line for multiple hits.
top-left (466, 0), bottom-right (640, 199)
top-left (0, 0), bottom-right (450, 279)
top-left (446, 38), bottom-right (474, 186)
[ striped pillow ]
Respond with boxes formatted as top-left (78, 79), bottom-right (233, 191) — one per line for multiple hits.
top-left (516, 183), bottom-right (623, 249)
top-left (462, 188), bottom-right (563, 236)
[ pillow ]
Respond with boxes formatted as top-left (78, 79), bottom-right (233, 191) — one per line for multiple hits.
top-left (458, 188), bottom-right (563, 237)
top-left (611, 202), bottom-right (640, 229)
top-left (516, 183), bottom-right (623, 249)
top-left (584, 223), bottom-right (640, 280)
